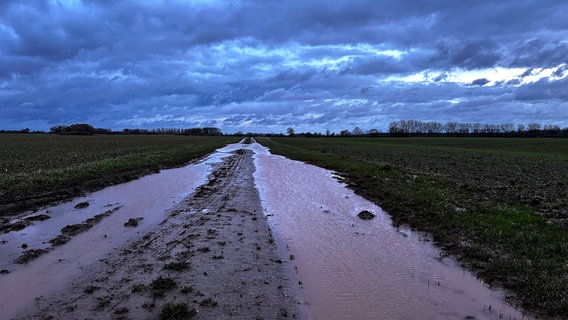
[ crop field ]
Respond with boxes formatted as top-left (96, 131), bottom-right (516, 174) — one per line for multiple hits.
top-left (0, 134), bottom-right (238, 216)
top-left (257, 137), bottom-right (568, 318)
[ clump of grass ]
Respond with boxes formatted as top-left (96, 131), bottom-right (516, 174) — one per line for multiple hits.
top-left (199, 297), bottom-right (218, 307)
top-left (142, 302), bottom-right (155, 309)
top-left (180, 286), bottom-right (193, 294)
top-left (164, 261), bottom-right (189, 271)
top-left (151, 276), bottom-right (177, 298)
top-left (159, 302), bottom-right (197, 320)
top-left (124, 217), bottom-right (143, 227)
top-left (132, 283), bottom-right (146, 293)
top-left (83, 285), bottom-right (100, 294)
top-left (114, 307), bottom-right (129, 315)
top-left (96, 296), bottom-right (111, 310)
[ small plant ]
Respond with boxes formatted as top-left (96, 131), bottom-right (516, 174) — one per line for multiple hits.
top-left (96, 296), bottom-right (111, 310)
top-left (151, 276), bottom-right (177, 298)
top-left (164, 261), bottom-right (189, 271)
top-left (142, 302), bottom-right (155, 309)
top-left (159, 302), bottom-right (197, 320)
top-left (83, 285), bottom-right (100, 294)
top-left (180, 286), bottom-right (193, 294)
top-left (124, 217), bottom-right (143, 227)
top-left (199, 297), bottom-right (218, 307)
top-left (114, 307), bottom-right (129, 315)
top-left (132, 283), bottom-right (146, 293)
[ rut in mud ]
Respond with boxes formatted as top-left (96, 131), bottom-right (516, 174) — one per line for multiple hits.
top-left (19, 148), bottom-right (301, 320)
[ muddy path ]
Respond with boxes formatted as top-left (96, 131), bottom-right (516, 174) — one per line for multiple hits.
top-left (12, 148), bottom-right (302, 319)
top-left (2, 141), bottom-right (535, 320)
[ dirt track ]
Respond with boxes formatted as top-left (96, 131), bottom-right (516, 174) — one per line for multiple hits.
top-left (19, 148), bottom-right (302, 319)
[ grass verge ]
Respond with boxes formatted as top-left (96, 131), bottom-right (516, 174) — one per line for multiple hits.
top-left (257, 137), bottom-right (568, 318)
top-left (0, 135), bottom-right (238, 216)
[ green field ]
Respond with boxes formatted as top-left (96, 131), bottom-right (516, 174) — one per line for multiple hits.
top-left (0, 134), bottom-right (238, 215)
top-left (257, 137), bottom-right (568, 318)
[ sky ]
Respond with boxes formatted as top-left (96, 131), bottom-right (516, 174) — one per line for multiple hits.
top-left (1, 0), bottom-right (567, 134)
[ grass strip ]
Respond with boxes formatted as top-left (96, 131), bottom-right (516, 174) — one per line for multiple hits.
top-left (257, 137), bottom-right (568, 318)
top-left (0, 135), bottom-right (238, 215)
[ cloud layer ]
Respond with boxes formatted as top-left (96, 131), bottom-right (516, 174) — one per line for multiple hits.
top-left (1, 0), bottom-right (567, 133)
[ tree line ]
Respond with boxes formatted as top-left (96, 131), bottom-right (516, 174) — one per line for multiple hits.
top-left (387, 120), bottom-right (567, 137)
top-left (47, 123), bottom-right (222, 136)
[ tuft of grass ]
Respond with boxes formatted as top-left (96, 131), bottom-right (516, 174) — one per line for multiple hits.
top-left (83, 285), bottom-right (100, 294)
top-left (199, 297), bottom-right (218, 307)
top-left (180, 286), bottom-right (193, 294)
top-left (159, 302), bottom-right (197, 320)
top-left (164, 261), bottom-right (189, 271)
top-left (151, 276), bottom-right (177, 298)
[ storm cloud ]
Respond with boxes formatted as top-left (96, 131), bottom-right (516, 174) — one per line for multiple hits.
top-left (1, 0), bottom-right (567, 133)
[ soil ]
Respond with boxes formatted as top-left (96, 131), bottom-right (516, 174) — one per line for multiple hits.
top-left (16, 148), bottom-right (302, 319)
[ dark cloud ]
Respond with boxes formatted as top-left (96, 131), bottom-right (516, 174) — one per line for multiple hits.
top-left (470, 78), bottom-right (491, 86)
top-left (1, 0), bottom-right (567, 132)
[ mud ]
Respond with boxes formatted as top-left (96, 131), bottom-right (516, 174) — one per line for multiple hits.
top-left (11, 148), bottom-right (302, 320)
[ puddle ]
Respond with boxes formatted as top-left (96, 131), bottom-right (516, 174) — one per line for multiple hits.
top-left (252, 143), bottom-right (531, 320)
top-left (0, 143), bottom-right (243, 318)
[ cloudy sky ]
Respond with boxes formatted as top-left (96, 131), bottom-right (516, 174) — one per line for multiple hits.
top-left (1, 0), bottom-right (567, 133)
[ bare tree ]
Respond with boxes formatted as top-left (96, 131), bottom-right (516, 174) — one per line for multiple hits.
top-left (287, 127), bottom-right (295, 136)
top-left (368, 128), bottom-right (380, 136)
top-left (352, 127), bottom-right (364, 136)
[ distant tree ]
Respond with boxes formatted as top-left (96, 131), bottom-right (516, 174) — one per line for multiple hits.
top-left (94, 127), bottom-right (112, 134)
top-left (202, 127), bottom-right (222, 136)
top-left (368, 128), bottom-right (380, 136)
top-left (517, 123), bottom-right (525, 133)
top-left (352, 127), bottom-right (364, 136)
top-left (287, 127), bottom-right (295, 136)
top-left (20, 128), bottom-right (30, 133)
top-left (527, 122), bottom-right (542, 137)
top-left (51, 123), bottom-right (95, 135)
top-left (444, 122), bottom-right (458, 135)
top-left (527, 122), bottom-right (541, 131)
top-left (325, 129), bottom-right (331, 136)
top-left (339, 129), bottom-right (350, 137)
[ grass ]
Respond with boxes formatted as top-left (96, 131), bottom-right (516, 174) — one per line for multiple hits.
top-left (257, 136), bottom-right (568, 318)
top-left (164, 261), bottom-right (190, 271)
top-left (159, 302), bottom-right (197, 320)
top-left (151, 276), bottom-right (177, 298)
top-left (0, 134), bottom-right (238, 215)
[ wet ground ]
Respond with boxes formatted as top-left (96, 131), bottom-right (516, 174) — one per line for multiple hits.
top-left (0, 141), bottom-right (532, 319)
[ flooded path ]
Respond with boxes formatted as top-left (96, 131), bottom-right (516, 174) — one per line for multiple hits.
top-left (252, 143), bottom-right (530, 320)
top-left (0, 141), bottom-right (532, 319)
top-left (0, 149), bottom-right (226, 317)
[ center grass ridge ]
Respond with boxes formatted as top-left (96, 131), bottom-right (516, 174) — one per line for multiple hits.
top-left (257, 136), bottom-right (568, 318)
